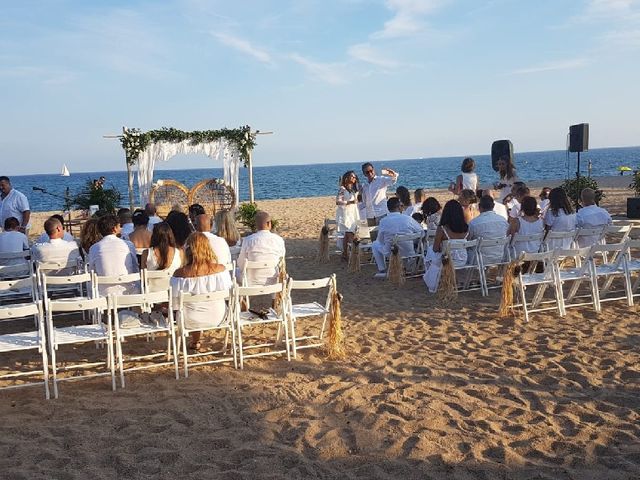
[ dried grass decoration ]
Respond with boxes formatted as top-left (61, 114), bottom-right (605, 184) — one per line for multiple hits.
top-left (437, 251), bottom-right (458, 303)
top-left (348, 238), bottom-right (361, 273)
top-left (388, 244), bottom-right (405, 285)
top-left (325, 275), bottom-right (345, 359)
top-left (317, 225), bottom-right (330, 263)
top-left (273, 258), bottom-right (288, 315)
top-left (499, 260), bottom-right (521, 318)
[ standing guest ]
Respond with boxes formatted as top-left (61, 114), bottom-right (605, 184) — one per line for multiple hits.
top-left (482, 189), bottom-right (508, 220)
top-left (195, 213), bottom-right (231, 265)
top-left (214, 210), bottom-right (241, 248)
top-left (468, 196), bottom-right (509, 265)
top-left (117, 208), bottom-right (134, 240)
top-left (405, 188), bottom-right (426, 218)
top-left (171, 233), bottom-right (233, 351)
top-left (0, 176), bottom-right (30, 232)
top-left (88, 215), bottom-right (139, 295)
top-left (237, 211), bottom-right (285, 286)
top-left (31, 217), bottom-right (82, 274)
top-left (421, 197), bottom-right (442, 230)
top-left (335, 170), bottom-right (360, 261)
top-left (360, 163), bottom-right (399, 226)
top-left (576, 188), bottom-right (612, 247)
top-left (509, 196), bottom-right (545, 256)
top-left (128, 210), bottom-right (152, 257)
top-left (79, 218), bottom-right (102, 256)
top-left (166, 211), bottom-right (193, 249)
top-left (544, 187), bottom-right (576, 250)
top-left (450, 157), bottom-right (478, 195)
top-left (35, 214), bottom-right (75, 243)
top-left (458, 189), bottom-right (479, 224)
top-left (144, 203), bottom-right (163, 232)
top-left (423, 200), bottom-right (469, 293)
top-left (0, 217), bottom-right (29, 262)
top-left (539, 187), bottom-right (552, 215)
top-left (395, 186), bottom-right (412, 214)
top-left (494, 155), bottom-right (519, 204)
top-left (371, 197), bottom-right (423, 278)
top-left (141, 222), bottom-right (183, 292)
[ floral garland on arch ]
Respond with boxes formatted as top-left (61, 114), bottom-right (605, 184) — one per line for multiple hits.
top-left (120, 126), bottom-right (256, 166)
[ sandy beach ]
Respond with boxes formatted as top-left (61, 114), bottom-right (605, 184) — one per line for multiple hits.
top-left (2, 178), bottom-right (640, 479)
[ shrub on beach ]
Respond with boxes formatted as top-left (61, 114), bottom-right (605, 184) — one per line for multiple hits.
top-left (560, 177), bottom-right (604, 208)
top-left (73, 179), bottom-right (122, 214)
top-left (236, 202), bottom-right (279, 232)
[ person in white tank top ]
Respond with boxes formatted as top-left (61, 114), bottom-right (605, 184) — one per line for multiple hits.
top-left (449, 157), bottom-right (478, 194)
top-left (509, 196), bottom-right (544, 256)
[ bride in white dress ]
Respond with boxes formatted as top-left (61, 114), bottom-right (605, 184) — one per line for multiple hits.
top-left (335, 170), bottom-right (360, 260)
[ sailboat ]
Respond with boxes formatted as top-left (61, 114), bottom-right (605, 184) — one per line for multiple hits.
top-left (61, 164), bottom-right (70, 176)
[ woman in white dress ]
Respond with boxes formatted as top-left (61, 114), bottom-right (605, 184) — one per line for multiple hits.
top-left (170, 232), bottom-right (232, 350)
top-left (141, 222), bottom-right (183, 292)
top-left (450, 157), bottom-right (478, 195)
top-left (544, 187), bottom-right (576, 250)
top-left (494, 155), bottom-right (519, 204)
top-left (335, 170), bottom-right (360, 261)
top-left (509, 196), bottom-right (545, 257)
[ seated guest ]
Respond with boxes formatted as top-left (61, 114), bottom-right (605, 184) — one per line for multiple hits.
top-left (539, 187), bottom-right (552, 215)
top-left (166, 211), bottom-right (193, 249)
top-left (31, 217), bottom-right (82, 273)
top-left (576, 187), bottom-right (612, 247)
top-left (118, 208), bottom-right (134, 240)
top-left (171, 232), bottom-right (233, 351)
top-left (468, 195), bottom-right (509, 265)
top-left (423, 200), bottom-right (469, 293)
top-left (88, 215), bottom-right (139, 295)
top-left (371, 197), bottom-right (423, 278)
top-left (144, 203), bottom-right (163, 231)
top-left (508, 183), bottom-right (530, 221)
top-left (482, 189), bottom-right (508, 221)
top-left (421, 197), bottom-right (442, 230)
top-left (141, 222), bottom-right (183, 292)
top-left (509, 196), bottom-right (545, 257)
top-left (195, 213), bottom-right (231, 265)
top-left (0, 217), bottom-right (29, 264)
top-left (35, 214), bottom-right (75, 243)
top-left (79, 218), bottom-right (102, 257)
top-left (214, 210), bottom-right (241, 248)
top-left (404, 188), bottom-right (426, 217)
top-left (188, 204), bottom-right (206, 226)
top-left (237, 211), bottom-right (285, 286)
top-left (544, 187), bottom-right (576, 250)
top-left (395, 186), bottom-right (412, 214)
top-left (128, 210), bottom-right (152, 256)
top-left (458, 189), bottom-right (479, 224)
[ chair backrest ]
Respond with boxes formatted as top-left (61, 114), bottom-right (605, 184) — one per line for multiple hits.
top-left (93, 272), bottom-right (142, 294)
top-left (179, 289), bottom-right (231, 305)
top-left (237, 282), bottom-right (284, 297)
top-left (444, 238), bottom-right (478, 252)
top-left (519, 250), bottom-right (554, 263)
top-left (39, 271), bottom-right (93, 300)
top-left (241, 257), bottom-right (283, 287)
top-left (47, 296), bottom-right (108, 313)
top-left (477, 236), bottom-right (512, 264)
top-left (0, 251), bottom-right (30, 263)
top-left (0, 301), bottom-right (40, 320)
top-left (111, 289), bottom-right (170, 309)
top-left (512, 233), bottom-right (544, 244)
top-left (604, 224), bottom-right (631, 243)
top-left (0, 262), bottom-right (32, 279)
top-left (288, 276), bottom-right (333, 290)
top-left (543, 231), bottom-right (575, 250)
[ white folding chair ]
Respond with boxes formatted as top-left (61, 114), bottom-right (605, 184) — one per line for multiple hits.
top-left (390, 232), bottom-right (425, 278)
top-left (510, 233), bottom-right (544, 259)
top-left (38, 269), bottom-right (92, 302)
top-left (93, 272), bottom-right (143, 298)
top-left (513, 251), bottom-right (563, 322)
top-left (286, 275), bottom-right (334, 358)
top-left (177, 287), bottom-right (236, 377)
top-left (235, 283), bottom-right (290, 369)
top-left (241, 258), bottom-right (282, 287)
top-left (625, 239), bottom-right (640, 298)
top-left (352, 222), bottom-right (376, 266)
top-left (552, 247), bottom-right (598, 316)
top-left (0, 302), bottom-right (50, 399)
top-left (573, 226), bottom-right (606, 249)
top-left (142, 268), bottom-right (174, 293)
top-left (477, 236), bottom-right (512, 296)
top-left (110, 289), bottom-right (178, 387)
top-left (229, 245), bottom-right (241, 262)
top-left (0, 275), bottom-right (37, 305)
top-left (442, 239), bottom-right (484, 294)
top-left (0, 251), bottom-right (32, 282)
top-left (324, 218), bottom-right (345, 254)
top-left (46, 296), bottom-right (115, 398)
top-left (589, 241), bottom-right (633, 310)
top-left (543, 231), bottom-right (575, 251)
top-left (603, 224), bottom-right (632, 263)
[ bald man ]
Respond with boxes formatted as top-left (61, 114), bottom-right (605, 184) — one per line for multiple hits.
top-left (194, 213), bottom-right (231, 265)
top-left (32, 217), bottom-right (81, 274)
top-left (237, 211), bottom-right (285, 286)
top-left (576, 188), bottom-right (612, 247)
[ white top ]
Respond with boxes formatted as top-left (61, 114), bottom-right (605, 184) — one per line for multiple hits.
top-left (237, 230), bottom-right (286, 286)
top-left (497, 175), bottom-right (519, 203)
top-left (145, 246), bottom-right (183, 292)
top-left (36, 231), bottom-right (75, 243)
top-left (374, 212), bottom-right (423, 257)
top-left (335, 187), bottom-right (360, 233)
top-left (0, 189), bottom-right (30, 227)
top-left (147, 216), bottom-right (163, 232)
top-left (88, 234), bottom-right (139, 277)
top-left (361, 174), bottom-right (398, 219)
top-left (461, 172), bottom-right (478, 191)
top-left (468, 211), bottom-right (509, 264)
top-left (513, 218), bottom-right (544, 256)
top-left (202, 232), bottom-right (232, 265)
top-left (120, 223), bottom-right (134, 240)
top-left (0, 231), bottom-right (29, 261)
top-left (544, 208), bottom-right (577, 249)
top-left (402, 204), bottom-right (418, 217)
top-left (171, 271), bottom-right (232, 330)
top-left (539, 199), bottom-right (550, 215)
top-left (576, 204), bottom-right (612, 247)
top-left (493, 202), bottom-right (508, 220)
top-left (31, 238), bottom-right (82, 271)
top-left (508, 199), bottom-right (521, 219)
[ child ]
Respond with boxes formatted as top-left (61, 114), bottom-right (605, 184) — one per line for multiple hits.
top-left (449, 157), bottom-right (478, 195)
top-left (539, 187), bottom-right (551, 215)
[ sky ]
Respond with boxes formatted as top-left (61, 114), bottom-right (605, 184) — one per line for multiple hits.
top-left (1, 0), bottom-right (639, 175)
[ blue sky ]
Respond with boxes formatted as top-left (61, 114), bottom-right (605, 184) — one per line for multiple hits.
top-left (1, 0), bottom-right (639, 175)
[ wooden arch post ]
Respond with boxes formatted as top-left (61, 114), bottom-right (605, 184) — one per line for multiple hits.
top-left (123, 126), bottom-right (135, 211)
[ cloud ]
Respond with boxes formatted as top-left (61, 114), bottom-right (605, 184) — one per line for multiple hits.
top-left (347, 43), bottom-right (401, 69)
top-left (289, 54), bottom-right (348, 85)
top-left (373, 0), bottom-right (446, 39)
top-left (510, 58), bottom-right (589, 75)
top-left (212, 32), bottom-right (274, 65)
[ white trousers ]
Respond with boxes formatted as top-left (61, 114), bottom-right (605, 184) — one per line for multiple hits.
top-left (372, 241), bottom-right (389, 271)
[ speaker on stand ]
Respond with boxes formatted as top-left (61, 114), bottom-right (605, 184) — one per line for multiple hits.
top-left (569, 123), bottom-right (589, 179)
top-left (491, 139), bottom-right (514, 171)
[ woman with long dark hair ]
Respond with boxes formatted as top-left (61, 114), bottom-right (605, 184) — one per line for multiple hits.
top-left (395, 186), bottom-right (412, 214)
top-left (335, 170), bottom-right (360, 260)
top-left (544, 187), bottom-right (576, 249)
top-left (509, 196), bottom-right (544, 256)
top-left (165, 211), bottom-right (193, 249)
top-left (141, 222), bottom-right (183, 291)
top-left (421, 197), bottom-right (442, 229)
top-left (494, 155), bottom-right (519, 203)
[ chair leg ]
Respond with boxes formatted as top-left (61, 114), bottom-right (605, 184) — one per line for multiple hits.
top-left (230, 326), bottom-right (238, 369)
top-left (289, 316), bottom-right (297, 360)
top-left (283, 319), bottom-right (291, 362)
top-left (170, 328), bottom-right (179, 380)
top-left (41, 339), bottom-right (51, 400)
top-left (181, 331), bottom-right (189, 378)
top-left (518, 282), bottom-right (529, 323)
top-left (237, 326), bottom-right (245, 370)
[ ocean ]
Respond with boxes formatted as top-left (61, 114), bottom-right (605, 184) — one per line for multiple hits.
top-left (7, 146), bottom-right (640, 212)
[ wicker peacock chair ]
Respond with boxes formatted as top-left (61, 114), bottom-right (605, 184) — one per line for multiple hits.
top-left (149, 180), bottom-right (190, 217)
top-left (187, 178), bottom-right (236, 216)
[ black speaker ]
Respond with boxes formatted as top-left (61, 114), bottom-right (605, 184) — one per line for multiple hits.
top-left (627, 198), bottom-right (640, 219)
top-left (569, 123), bottom-right (589, 153)
top-left (491, 140), bottom-right (513, 171)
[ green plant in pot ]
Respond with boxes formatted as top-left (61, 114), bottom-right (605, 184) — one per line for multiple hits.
top-left (627, 170), bottom-right (640, 218)
top-left (560, 176), bottom-right (604, 210)
top-left (236, 202), bottom-right (279, 233)
top-left (73, 178), bottom-right (121, 214)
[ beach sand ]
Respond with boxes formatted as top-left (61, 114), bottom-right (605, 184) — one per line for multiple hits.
top-left (2, 178), bottom-right (640, 479)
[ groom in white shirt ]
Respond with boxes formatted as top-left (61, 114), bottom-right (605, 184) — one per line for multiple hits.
top-left (360, 163), bottom-right (399, 226)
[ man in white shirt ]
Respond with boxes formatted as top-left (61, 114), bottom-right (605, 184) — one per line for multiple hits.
top-left (360, 163), bottom-right (399, 226)
top-left (32, 217), bottom-right (82, 274)
top-left (576, 188), bottom-right (612, 247)
top-left (195, 213), bottom-right (231, 265)
top-left (35, 214), bottom-right (75, 243)
top-left (88, 215), bottom-right (139, 295)
top-left (0, 217), bottom-right (29, 264)
top-left (118, 208), bottom-right (134, 240)
top-left (144, 203), bottom-right (163, 232)
top-left (468, 195), bottom-right (510, 265)
top-left (371, 198), bottom-right (424, 278)
top-left (0, 176), bottom-right (30, 232)
top-left (237, 211), bottom-right (285, 286)
top-left (483, 189), bottom-right (508, 220)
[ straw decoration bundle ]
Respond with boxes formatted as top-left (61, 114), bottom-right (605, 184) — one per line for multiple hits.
top-left (273, 258), bottom-right (288, 314)
top-left (317, 226), bottom-right (330, 263)
top-left (348, 239), bottom-right (361, 273)
top-left (437, 252), bottom-right (458, 303)
top-left (498, 260), bottom-right (521, 318)
top-left (388, 244), bottom-right (405, 285)
top-left (326, 276), bottom-right (345, 359)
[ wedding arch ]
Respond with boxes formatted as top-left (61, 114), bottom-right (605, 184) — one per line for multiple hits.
top-left (116, 126), bottom-right (258, 210)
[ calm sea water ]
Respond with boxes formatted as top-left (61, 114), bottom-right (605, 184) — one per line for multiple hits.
top-left (8, 146), bottom-right (640, 212)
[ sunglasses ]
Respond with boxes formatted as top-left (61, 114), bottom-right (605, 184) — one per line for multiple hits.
top-left (364, 169), bottom-right (374, 174)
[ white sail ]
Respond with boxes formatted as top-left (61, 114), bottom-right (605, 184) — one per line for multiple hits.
top-left (61, 164), bottom-right (70, 176)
